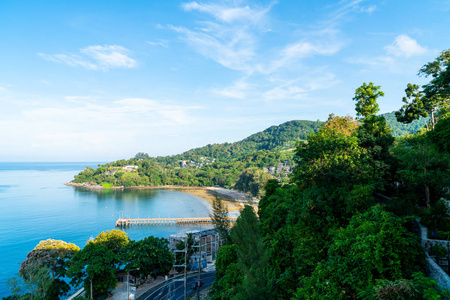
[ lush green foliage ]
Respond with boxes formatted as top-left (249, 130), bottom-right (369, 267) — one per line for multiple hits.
top-left (72, 116), bottom-right (427, 198)
top-left (296, 206), bottom-right (424, 298)
top-left (8, 230), bottom-right (173, 300)
top-left (396, 49), bottom-right (450, 129)
top-left (67, 242), bottom-right (117, 298)
top-left (353, 82), bottom-right (384, 118)
top-left (391, 132), bottom-right (450, 208)
top-left (8, 239), bottom-right (81, 300)
top-left (71, 120), bottom-right (308, 196)
top-left (122, 236), bottom-right (173, 279)
top-left (430, 117), bottom-right (450, 153)
top-left (210, 193), bottom-right (231, 244)
top-left (213, 72), bottom-right (448, 298)
top-left (382, 111), bottom-right (428, 137)
top-left (359, 272), bottom-right (450, 300)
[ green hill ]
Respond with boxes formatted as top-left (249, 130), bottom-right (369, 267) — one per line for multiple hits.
top-left (71, 114), bottom-right (428, 194)
top-left (156, 120), bottom-right (323, 165)
top-left (383, 111), bottom-right (429, 136)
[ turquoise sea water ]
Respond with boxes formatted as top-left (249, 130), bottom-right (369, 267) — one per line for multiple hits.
top-left (0, 162), bottom-right (212, 298)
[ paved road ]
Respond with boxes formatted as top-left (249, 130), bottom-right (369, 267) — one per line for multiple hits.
top-left (139, 271), bottom-right (216, 300)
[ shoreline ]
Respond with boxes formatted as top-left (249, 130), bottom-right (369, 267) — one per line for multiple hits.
top-left (65, 182), bottom-right (258, 212)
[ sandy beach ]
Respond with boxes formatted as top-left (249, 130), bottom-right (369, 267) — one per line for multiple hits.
top-left (66, 182), bottom-right (258, 212)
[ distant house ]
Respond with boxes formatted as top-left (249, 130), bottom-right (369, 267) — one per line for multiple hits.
top-left (180, 160), bottom-right (189, 168)
top-left (268, 165), bottom-right (275, 175)
top-left (105, 170), bottom-right (116, 176)
top-left (122, 165), bottom-right (138, 171)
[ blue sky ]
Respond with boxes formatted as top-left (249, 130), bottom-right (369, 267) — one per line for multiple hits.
top-left (1, 0), bottom-right (449, 161)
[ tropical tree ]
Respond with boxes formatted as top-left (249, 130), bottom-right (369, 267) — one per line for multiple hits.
top-left (296, 205), bottom-right (424, 299)
top-left (209, 193), bottom-right (230, 244)
top-left (396, 49), bottom-right (450, 129)
top-left (429, 116), bottom-right (450, 153)
top-left (67, 230), bottom-right (129, 298)
top-left (20, 239), bottom-right (80, 279)
top-left (67, 242), bottom-right (118, 299)
top-left (234, 167), bottom-right (271, 198)
top-left (89, 229), bottom-right (129, 256)
top-left (391, 132), bottom-right (450, 208)
top-left (211, 244), bottom-right (244, 300)
top-left (7, 267), bottom-right (53, 300)
top-left (17, 239), bottom-right (79, 299)
top-left (122, 236), bottom-right (173, 279)
top-left (353, 82), bottom-right (384, 119)
top-left (230, 206), bottom-right (270, 299)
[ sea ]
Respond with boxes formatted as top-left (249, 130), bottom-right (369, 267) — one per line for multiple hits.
top-left (0, 162), bottom-right (213, 298)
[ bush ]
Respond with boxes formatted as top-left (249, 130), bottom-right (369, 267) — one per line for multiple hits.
top-left (429, 245), bottom-right (447, 257)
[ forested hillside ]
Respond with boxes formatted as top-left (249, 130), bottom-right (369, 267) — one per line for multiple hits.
top-left (383, 111), bottom-right (429, 136)
top-left (155, 120), bottom-right (323, 165)
top-left (71, 120), bottom-right (323, 196)
top-left (72, 115), bottom-right (428, 197)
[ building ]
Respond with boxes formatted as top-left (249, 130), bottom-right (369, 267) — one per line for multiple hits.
top-left (122, 165), bottom-right (138, 171)
top-left (169, 228), bottom-right (223, 270)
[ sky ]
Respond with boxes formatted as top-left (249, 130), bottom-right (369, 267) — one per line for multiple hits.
top-left (1, 0), bottom-right (449, 162)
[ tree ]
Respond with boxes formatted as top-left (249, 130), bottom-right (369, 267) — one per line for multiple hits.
top-left (20, 239), bottom-right (80, 279)
top-left (234, 167), bottom-right (272, 198)
top-left (293, 114), bottom-right (376, 220)
top-left (67, 230), bottom-right (129, 299)
top-left (391, 132), bottom-right (450, 208)
top-left (357, 115), bottom-right (396, 190)
top-left (210, 193), bottom-right (230, 244)
top-left (211, 244), bottom-right (244, 300)
top-left (396, 49), bottom-right (450, 129)
top-left (359, 272), bottom-right (450, 300)
top-left (230, 206), bottom-right (270, 299)
top-left (89, 229), bottom-right (129, 255)
top-left (9, 266), bottom-right (53, 300)
top-left (122, 236), bottom-right (173, 279)
top-left (353, 82), bottom-right (384, 119)
top-left (429, 116), bottom-right (450, 153)
top-left (17, 239), bottom-right (79, 299)
top-left (296, 205), bottom-right (424, 299)
top-left (67, 242), bottom-right (118, 299)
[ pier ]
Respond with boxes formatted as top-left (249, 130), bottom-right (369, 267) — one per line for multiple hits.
top-left (115, 217), bottom-right (238, 227)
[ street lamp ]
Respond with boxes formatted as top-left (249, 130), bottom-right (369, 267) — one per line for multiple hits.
top-left (127, 268), bottom-right (140, 300)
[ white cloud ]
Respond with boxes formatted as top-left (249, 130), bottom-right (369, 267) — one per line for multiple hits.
top-left (264, 73), bottom-right (339, 101)
top-left (38, 53), bottom-right (98, 69)
top-left (181, 1), bottom-right (274, 24)
top-left (147, 39), bottom-right (169, 47)
top-left (169, 24), bottom-right (255, 72)
top-left (384, 35), bottom-right (428, 58)
top-left (268, 39), bottom-right (342, 73)
top-left (213, 79), bottom-right (252, 99)
top-left (0, 83), bottom-right (13, 93)
top-left (361, 5), bottom-right (376, 13)
top-left (38, 45), bottom-right (137, 70)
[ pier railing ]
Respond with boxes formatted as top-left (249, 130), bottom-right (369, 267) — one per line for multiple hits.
top-left (115, 217), bottom-right (238, 227)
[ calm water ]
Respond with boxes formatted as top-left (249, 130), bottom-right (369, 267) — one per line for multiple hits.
top-left (0, 162), bottom-right (212, 298)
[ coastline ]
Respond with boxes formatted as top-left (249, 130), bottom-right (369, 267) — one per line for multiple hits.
top-left (65, 181), bottom-right (258, 212)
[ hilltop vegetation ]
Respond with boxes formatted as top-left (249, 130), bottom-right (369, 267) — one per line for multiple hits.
top-left (383, 111), bottom-right (429, 137)
top-left (72, 120), bottom-right (323, 197)
top-left (72, 113), bottom-right (429, 197)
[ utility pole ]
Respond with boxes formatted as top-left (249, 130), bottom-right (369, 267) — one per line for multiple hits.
top-left (184, 236), bottom-right (187, 300)
top-left (197, 230), bottom-right (202, 300)
top-left (90, 278), bottom-right (93, 300)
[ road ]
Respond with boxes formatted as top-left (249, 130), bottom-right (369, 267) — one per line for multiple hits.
top-left (139, 271), bottom-right (216, 300)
